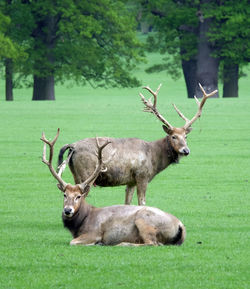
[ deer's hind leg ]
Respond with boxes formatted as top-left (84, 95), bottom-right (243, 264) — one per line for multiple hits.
top-left (115, 242), bottom-right (145, 247)
top-left (136, 179), bottom-right (148, 206)
top-left (134, 217), bottom-right (158, 245)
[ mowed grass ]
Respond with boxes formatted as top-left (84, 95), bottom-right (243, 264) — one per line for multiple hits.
top-left (0, 56), bottom-right (249, 289)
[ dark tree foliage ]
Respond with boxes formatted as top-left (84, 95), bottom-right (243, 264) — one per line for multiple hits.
top-left (205, 0), bottom-right (250, 97)
top-left (144, 0), bottom-right (203, 98)
top-left (143, 0), bottom-right (250, 98)
top-left (0, 1), bottom-right (28, 100)
top-left (1, 0), bottom-right (144, 100)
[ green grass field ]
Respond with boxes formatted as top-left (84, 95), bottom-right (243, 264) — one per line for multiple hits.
top-left (0, 55), bottom-right (249, 289)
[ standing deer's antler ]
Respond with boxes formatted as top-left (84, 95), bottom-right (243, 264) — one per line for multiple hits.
top-left (140, 83), bottom-right (217, 132)
top-left (174, 83), bottom-right (218, 130)
top-left (140, 84), bottom-right (174, 131)
top-left (41, 128), bottom-right (68, 191)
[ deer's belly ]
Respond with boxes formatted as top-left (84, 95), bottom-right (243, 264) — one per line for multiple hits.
top-left (95, 159), bottom-right (151, 187)
top-left (95, 168), bottom-right (136, 186)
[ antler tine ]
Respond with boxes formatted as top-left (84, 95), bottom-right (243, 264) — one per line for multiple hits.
top-left (79, 138), bottom-right (112, 190)
top-left (40, 128), bottom-right (68, 191)
top-left (140, 84), bottom-right (174, 130)
top-left (95, 137), bottom-right (116, 169)
top-left (95, 137), bottom-right (111, 165)
top-left (183, 84), bottom-right (218, 130)
top-left (57, 150), bottom-right (74, 178)
top-left (172, 103), bottom-right (190, 123)
top-left (142, 83), bottom-right (162, 108)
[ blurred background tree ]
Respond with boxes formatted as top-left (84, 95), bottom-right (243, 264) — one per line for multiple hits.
top-left (206, 0), bottom-right (250, 98)
top-left (0, 0), bottom-right (249, 100)
top-left (141, 0), bottom-right (250, 98)
top-left (0, 0), bottom-right (144, 100)
top-left (0, 3), bottom-right (28, 101)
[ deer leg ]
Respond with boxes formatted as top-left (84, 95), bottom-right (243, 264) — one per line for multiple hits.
top-left (125, 185), bottom-right (136, 205)
top-left (136, 180), bottom-right (148, 206)
top-left (70, 233), bottom-right (102, 246)
top-left (115, 242), bottom-right (147, 247)
top-left (135, 218), bottom-right (158, 245)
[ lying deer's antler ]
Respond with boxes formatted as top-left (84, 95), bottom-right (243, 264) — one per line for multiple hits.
top-left (41, 128), bottom-right (68, 191)
top-left (78, 138), bottom-right (112, 192)
top-left (41, 129), bottom-right (112, 194)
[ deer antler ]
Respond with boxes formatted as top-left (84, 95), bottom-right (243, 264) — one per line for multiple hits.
top-left (173, 83), bottom-right (217, 130)
top-left (140, 83), bottom-right (217, 132)
top-left (57, 149), bottom-right (74, 179)
top-left (41, 130), bottom-right (113, 194)
top-left (140, 84), bottom-right (174, 131)
top-left (41, 128), bottom-right (68, 191)
top-left (78, 138), bottom-right (112, 193)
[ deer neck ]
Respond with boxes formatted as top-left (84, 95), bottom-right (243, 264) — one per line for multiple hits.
top-left (62, 199), bottom-right (93, 238)
top-left (150, 137), bottom-right (179, 174)
top-left (165, 136), bottom-right (179, 164)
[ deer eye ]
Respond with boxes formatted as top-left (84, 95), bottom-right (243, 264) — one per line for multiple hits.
top-left (63, 193), bottom-right (67, 198)
top-left (75, 195), bottom-right (81, 201)
top-left (172, 135), bottom-right (177, 140)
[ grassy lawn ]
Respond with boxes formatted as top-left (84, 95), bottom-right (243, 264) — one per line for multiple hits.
top-left (0, 55), bottom-right (249, 289)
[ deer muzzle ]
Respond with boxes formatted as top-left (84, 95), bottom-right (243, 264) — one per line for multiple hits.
top-left (63, 206), bottom-right (75, 218)
top-left (179, 147), bottom-right (190, 156)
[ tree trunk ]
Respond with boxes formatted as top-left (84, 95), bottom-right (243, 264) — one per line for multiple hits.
top-left (32, 75), bottom-right (55, 100)
top-left (223, 63), bottom-right (239, 98)
top-left (140, 21), bottom-right (151, 34)
top-left (31, 13), bottom-right (58, 100)
top-left (195, 16), bottom-right (219, 98)
top-left (5, 58), bottom-right (13, 101)
top-left (181, 58), bottom-right (197, 98)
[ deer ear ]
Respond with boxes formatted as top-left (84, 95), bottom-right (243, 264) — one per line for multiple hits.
top-left (185, 127), bottom-right (193, 134)
top-left (162, 125), bottom-right (173, 135)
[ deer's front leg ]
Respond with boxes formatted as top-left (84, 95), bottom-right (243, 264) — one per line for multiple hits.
top-left (125, 185), bottom-right (136, 205)
top-left (136, 179), bottom-right (148, 206)
top-left (70, 233), bottom-right (102, 246)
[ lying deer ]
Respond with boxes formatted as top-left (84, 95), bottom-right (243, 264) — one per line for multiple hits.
top-left (41, 129), bottom-right (186, 246)
top-left (58, 84), bottom-right (217, 206)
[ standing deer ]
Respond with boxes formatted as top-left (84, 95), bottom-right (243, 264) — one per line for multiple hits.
top-left (41, 129), bottom-right (186, 246)
top-left (58, 84), bottom-right (217, 206)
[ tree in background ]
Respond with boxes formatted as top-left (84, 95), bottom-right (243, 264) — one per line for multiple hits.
top-left (30, 0), bottom-right (144, 100)
top-left (1, 0), bottom-right (144, 100)
top-left (1, 0), bottom-right (30, 101)
top-left (0, 9), bottom-right (15, 101)
top-left (206, 0), bottom-right (250, 97)
top-left (0, 1), bottom-right (28, 101)
top-left (145, 0), bottom-right (200, 98)
top-left (144, 0), bottom-right (250, 98)
top-left (195, 0), bottom-right (219, 98)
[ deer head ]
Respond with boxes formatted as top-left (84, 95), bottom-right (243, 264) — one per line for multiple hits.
top-left (140, 83), bottom-right (217, 156)
top-left (41, 129), bottom-right (111, 218)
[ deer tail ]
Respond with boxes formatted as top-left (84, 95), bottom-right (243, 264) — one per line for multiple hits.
top-left (172, 223), bottom-right (186, 245)
top-left (57, 144), bottom-right (73, 168)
